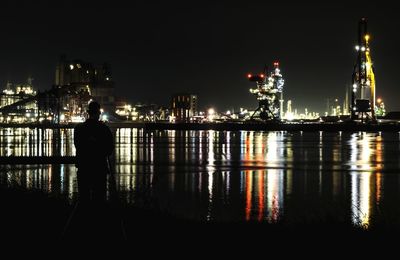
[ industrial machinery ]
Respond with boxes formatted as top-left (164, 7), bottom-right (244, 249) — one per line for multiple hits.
top-left (248, 62), bottom-right (284, 121)
top-left (351, 18), bottom-right (376, 122)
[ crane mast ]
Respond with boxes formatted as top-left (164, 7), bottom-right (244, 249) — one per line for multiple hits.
top-left (351, 18), bottom-right (376, 122)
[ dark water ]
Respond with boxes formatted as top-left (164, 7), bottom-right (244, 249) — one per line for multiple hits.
top-left (1, 128), bottom-right (400, 228)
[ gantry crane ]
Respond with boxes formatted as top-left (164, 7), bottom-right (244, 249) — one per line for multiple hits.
top-left (351, 18), bottom-right (376, 122)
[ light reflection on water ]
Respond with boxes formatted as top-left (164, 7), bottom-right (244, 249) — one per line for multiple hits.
top-left (1, 128), bottom-right (400, 227)
top-left (347, 132), bottom-right (385, 228)
top-left (0, 128), bottom-right (75, 157)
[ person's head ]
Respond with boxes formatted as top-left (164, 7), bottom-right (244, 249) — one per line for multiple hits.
top-left (87, 101), bottom-right (101, 120)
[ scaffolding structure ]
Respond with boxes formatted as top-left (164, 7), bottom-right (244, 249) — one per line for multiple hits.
top-left (248, 62), bottom-right (284, 121)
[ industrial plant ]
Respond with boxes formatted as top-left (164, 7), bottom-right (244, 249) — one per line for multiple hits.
top-left (0, 18), bottom-right (391, 126)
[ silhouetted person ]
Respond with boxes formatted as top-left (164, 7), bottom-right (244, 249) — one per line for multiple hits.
top-left (64, 103), bottom-right (125, 239)
top-left (74, 101), bottom-right (114, 203)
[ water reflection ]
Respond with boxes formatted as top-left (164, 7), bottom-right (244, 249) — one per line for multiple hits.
top-left (0, 128), bottom-right (75, 157)
top-left (242, 169), bottom-right (284, 222)
top-left (0, 164), bottom-right (77, 200)
top-left (240, 131), bottom-right (289, 169)
top-left (350, 172), bottom-right (371, 228)
top-left (266, 170), bottom-right (284, 222)
top-left (348, 132), bottom-right (385, 228)
top-left (0, 129), bottom-right (400, 225)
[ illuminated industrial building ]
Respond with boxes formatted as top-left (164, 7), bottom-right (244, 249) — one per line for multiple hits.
top-left (55, 55), bottom-right (116, 113)
top-left (282, 99), bottom-right (320, 121)
top-left (0, 56), bottom-right (117, 124)
top-left (0, 79), bottom-right (37, 123)
top-left (170, 94), bottom-right (198, 122)
top-left (248, 62), bottom-right (284, 121)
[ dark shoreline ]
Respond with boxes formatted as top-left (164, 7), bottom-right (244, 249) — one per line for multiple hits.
top-left (0, 185), bottom-right (395, 242)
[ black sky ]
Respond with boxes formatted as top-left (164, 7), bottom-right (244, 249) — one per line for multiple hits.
top-left (1, 1), bottom-right (399, 113)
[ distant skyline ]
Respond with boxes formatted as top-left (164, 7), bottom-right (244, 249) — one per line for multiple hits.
top-left (1, 1), bottom-right (399, 113)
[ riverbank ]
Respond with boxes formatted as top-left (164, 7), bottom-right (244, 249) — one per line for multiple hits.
top-left (0, 185), bottom-right (396, 243)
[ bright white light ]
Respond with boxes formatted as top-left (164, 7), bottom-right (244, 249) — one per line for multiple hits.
top-left (207, 108), bottom-right (215, 121)
top-left (355, 45), bottom-right (360, 51)
top-left (286, 112), bottom-right (294, 121)
top-left (71, 116), bottom-right (84, 122)
top-left (69, 64), bottom-right (74, 70)
top-left (361, 46), bottom-right (366, 52)
top-left (3, 89), bottom-right (14, 95)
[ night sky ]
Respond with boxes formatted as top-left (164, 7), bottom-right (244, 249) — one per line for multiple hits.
top-left (1, 1), bottom-right (399, 113)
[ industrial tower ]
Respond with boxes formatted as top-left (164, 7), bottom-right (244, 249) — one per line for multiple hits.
top-left (248, 62), bottom-right (284, 121)
top-left (351, 18), bottom-right (376, 122)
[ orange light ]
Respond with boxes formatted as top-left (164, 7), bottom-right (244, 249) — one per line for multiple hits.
top-left (377, 98), bottom-right (382, 103)
top-left (247, 74), bottom-right (252, 78)
top-left (260, 74), bottom-right (265, 78)
top-left (274, 62), bottom-right (279, 66)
